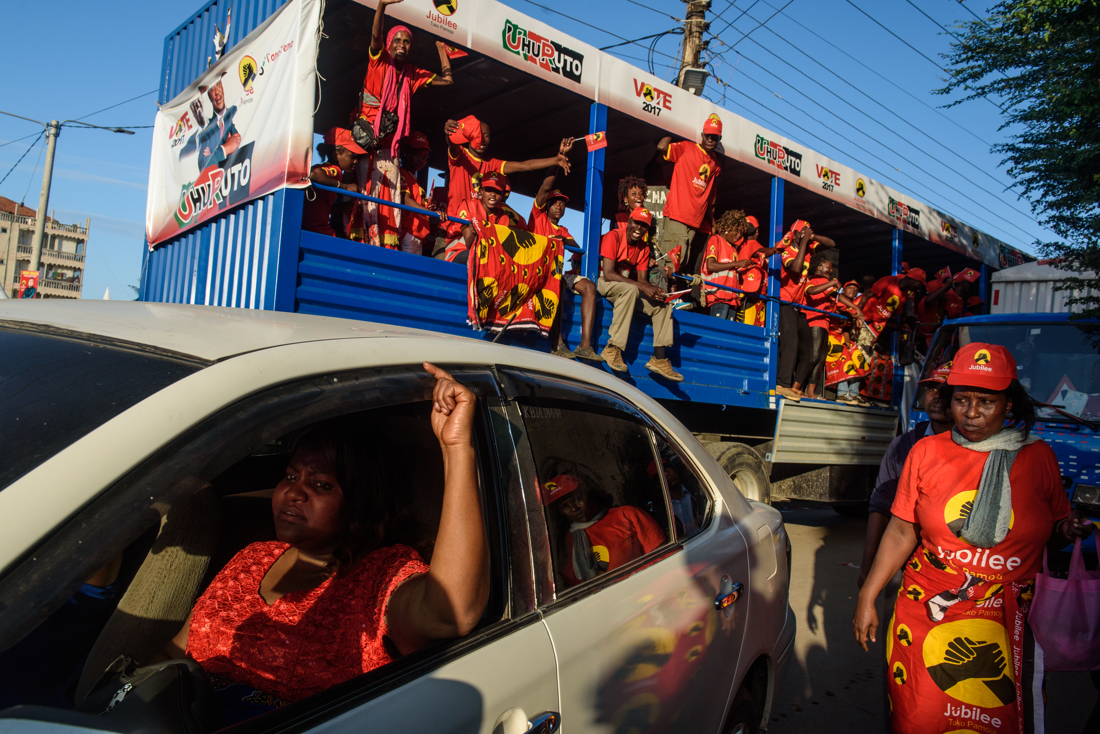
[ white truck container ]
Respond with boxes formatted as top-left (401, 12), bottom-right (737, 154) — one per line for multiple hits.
top-left (990, 260), bottom-right (1098, 314)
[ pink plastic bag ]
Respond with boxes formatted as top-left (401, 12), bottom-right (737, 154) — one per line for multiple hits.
top-left (1029, 529), bottom-right (1100, 671)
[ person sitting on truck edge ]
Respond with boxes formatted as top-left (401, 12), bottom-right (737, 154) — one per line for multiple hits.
top-left (654, 115), bottom-right (724, 293)
top-left (446, 171), bottom-right (525, 264)
top-left (856, 270), bottom-right (923, 357)
top-left (776, 221), bottom-right (836, 401)
top-left (304, 128), bottom-right (365, 239)
top-left (735, 215), bottom-right (776, 327)
top-left (530, 155), bottom-right (603, 363)
top-left (798, 256), bottom-right (862, 398)
top-left (702, 209), bottom-right (754, 320)
top-left (597, 207), bottom-right (683, 382)
top-left (441, 117), bottom-right (572, 255)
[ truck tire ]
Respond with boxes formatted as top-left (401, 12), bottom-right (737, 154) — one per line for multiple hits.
top-left (704, 442), bottom-right (771, 505)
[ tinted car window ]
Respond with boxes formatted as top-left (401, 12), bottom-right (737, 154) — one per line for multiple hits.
top-left (519, 399), bottom-right (671, 591)
top-left (0, 328), bottom-right (201, 489)
top-left (652, 436), bottom-right (711, 541)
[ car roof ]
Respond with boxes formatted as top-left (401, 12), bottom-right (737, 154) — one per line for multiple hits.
top-left (0, 301), bottom-right (455, 361)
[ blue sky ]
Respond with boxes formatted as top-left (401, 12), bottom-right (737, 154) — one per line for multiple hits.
top-left (0, 0), bottom-right (1038, 300)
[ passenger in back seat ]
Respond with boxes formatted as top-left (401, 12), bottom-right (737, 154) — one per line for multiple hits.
top-left (156, 363), bottom-right (488, 722)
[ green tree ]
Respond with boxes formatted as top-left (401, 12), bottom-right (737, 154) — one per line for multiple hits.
top-left (938, 1), bottom-right (1100, 317)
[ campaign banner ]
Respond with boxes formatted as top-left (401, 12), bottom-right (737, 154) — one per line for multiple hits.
top-left (146, 0), bottom-right (321, 247)
top-left (18, 271), bottom-right (38, 299)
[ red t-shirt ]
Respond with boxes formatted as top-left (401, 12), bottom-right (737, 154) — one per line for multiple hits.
top-left (529, 202), bottom-right (574, 242)
top-left (701, 234), bottom-right (741, 306)
top-left (804, 276), bottom-right (837, 329)
top-left (777, 237), bottom-right (816, 305)
top-left (303, 163), bottom-right (343, 236)
top-left (400, 168), bottom-right (431, 241)
top-left (187, 541), bottom-right (427, 702)
top-left (861, 275), bottom-right (906, 337)
top-left (663, 141), bottom-right (721, 230)
top-left (893, 433), bottom-right (1070, 582)
top-left (358, 47), bottom-right (436, 124)
top-left (445, 147), bottom-right (507, 235)
top-left (562, 506), bottom-right (666, 586)
top-left (599, 228), bottom-right (649, 278)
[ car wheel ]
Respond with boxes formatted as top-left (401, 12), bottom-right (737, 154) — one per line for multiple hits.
top-left (723, 686), bottom-right (760, 734)
top-left (705, 442), bottom-right (771, 505)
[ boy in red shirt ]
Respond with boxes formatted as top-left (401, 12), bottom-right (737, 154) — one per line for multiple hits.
top-left (653, 114), bottom-right (723, 291)
top-left (736, 215), bottom-right (776, 327)
top-left (597, 208), bottom-right (683, 382)
top-left (776, 221), bottom-right (836, 399)
top-left (446, 171), bottom-right (525, 263)
top-left (304, 128), bottom-right (365, 238)
top-left (529, 161), bottom-right (602, 363)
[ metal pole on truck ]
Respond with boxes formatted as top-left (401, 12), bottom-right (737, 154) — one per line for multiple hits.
top-left (0, 110), bottom-right (135, 294)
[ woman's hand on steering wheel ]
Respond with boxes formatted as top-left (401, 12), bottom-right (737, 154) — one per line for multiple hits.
top-left (424, 362), bottom-right (475, 450)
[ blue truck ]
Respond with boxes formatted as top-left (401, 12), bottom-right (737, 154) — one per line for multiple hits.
top-left (139, 0), bottom-right (1033, 505)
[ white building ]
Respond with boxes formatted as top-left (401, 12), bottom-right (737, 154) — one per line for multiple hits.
top-left (0, 196), bottom-right (88, 299)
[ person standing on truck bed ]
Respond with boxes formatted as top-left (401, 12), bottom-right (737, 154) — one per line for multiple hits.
top-left (440, 116), bottom-right (573, 261)
top-left (854, 343), bottom-right (1095, 734)
top-left (654, 115), bottom-right (724, 294)
top-left (737, 215), bottom-right (774, 328)
top-left (856, 270), bottom-right (924, 358)
top-left (597, 207), bottom-right (683, 382)
top-left (701, 209), bottom-right (753, 321)
top-left (352, 0), bottom-right (453, 247)
top-left (798, 256), bottom-right (861, 399)
top-left (304, 128), bottom-right (365, 239)
top-left (775, 220), bottom-right (836, 401)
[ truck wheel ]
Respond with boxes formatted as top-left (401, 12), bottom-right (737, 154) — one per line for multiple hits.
top-left (705, 442), bottom-right (771, 505)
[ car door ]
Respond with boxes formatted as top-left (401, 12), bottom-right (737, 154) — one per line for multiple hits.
top-left (0, 365), bottom-right (558, 734)
top-left (501, 369), bottom-right (752, 734)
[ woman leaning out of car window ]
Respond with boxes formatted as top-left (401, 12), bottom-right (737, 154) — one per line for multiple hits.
top-left (155, 363), bottom-right (488, 723)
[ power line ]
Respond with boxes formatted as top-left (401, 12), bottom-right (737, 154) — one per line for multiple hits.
top-left (21, 135), bottom-right (46, 204)
top-left (706, 26), bottom-right (1034, 220)
top-left (904, 0), bottom-right (963, 42)
top-left (600, 29), bottom-right (679, 51)
top-left (0, 132), bottom-right (45, 190)
top-left (705, 63), bottom-right (1033, 245)
top-left (956, 1), bottom-right (985, 22)
top-left (709, 0), bottom-right (762, 39)
top-left (0, 132), bottom-right (41, 150)
top-left (616, 0), bottom-right (682, 23)
top-left (75, 89), bottom-right (158, 122)
top-left (725, 0), bottom-right (794, 49)
top-left (752, 0), bottom-right (993, 148)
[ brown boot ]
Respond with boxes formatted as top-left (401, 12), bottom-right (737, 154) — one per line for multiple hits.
top-left (574, 345), bottom-right (605, 362)
top-left (645, 357), bottom-right (684, 382)
top-left (601, 345), bottom-right (629, 372)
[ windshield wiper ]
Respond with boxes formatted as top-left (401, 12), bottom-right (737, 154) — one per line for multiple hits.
top-left (1035, 401), bottom-right (1100, 430)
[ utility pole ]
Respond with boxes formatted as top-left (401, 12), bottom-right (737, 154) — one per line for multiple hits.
top-left (678, 0), bottom-right (711, 96)
top-left (29, 121), bottom-right (60, 274)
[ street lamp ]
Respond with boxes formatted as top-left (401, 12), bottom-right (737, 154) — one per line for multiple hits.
top-left (0, 111), bottom-right (135, 295)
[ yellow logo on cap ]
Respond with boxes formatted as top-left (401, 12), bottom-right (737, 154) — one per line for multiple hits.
top-left (706, 113), bottom-right (721, 125)
top-left (974, 349), bottom-right (991, 365)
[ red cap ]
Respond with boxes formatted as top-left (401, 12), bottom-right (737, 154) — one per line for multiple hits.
top-left (920, 360), bottom-right (953, 384)
top-left (843, 280), bottom-right (860, 290)
top-left (630, 207), bottom-right (654, 226)
top-left (967, 295), bottom-right (986, 306)
top-left (546, 189), bottom-right (569, 203)
top-left (406, 130), bottom-right (431, 150)
top-left (906, 267), bottom-right (927, 285)
top-left (944, 290), bottom-right (964, 318)
top-left (324, 127), bottom-right (367, 155)
top-left (449, 115), bottom-right (484, 149)
top-left (745, 215), bottom-right (759, 229)
top-left (948, 343), bottom-right (1016, 391)
top-left (740, 266), bottom-right (764, 293)
top-left (480, 171), bottom-right (506, 192)
top-left (702, 113), bottom-right (723, 135)
top-left (541, 474), bottom-right (580, 505)
top-left (902, 261), bottom-right (910, 273)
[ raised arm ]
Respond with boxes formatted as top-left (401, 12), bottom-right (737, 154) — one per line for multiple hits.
top-left (386, 364), bottom-right (489, 653)
top-left (533, 138), bottom-right (575, 208)
top-left (784, 226), bottom-right (812, 277)
top-left (370, 0), bottom-right (402, 55)
top-left (656, 136), bottom-right (673, 154)
top-left (433, 41), bottom-right (455, 87)
top-left (811, 234), bottom-right (836, 249)
top-left (503, 140), bottom-right (574, 177)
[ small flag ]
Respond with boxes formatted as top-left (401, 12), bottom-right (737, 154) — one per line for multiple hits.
top-left (934, 266), bottom-right (952, 282)
top-left (444, 44), bottom-right (468, 60)
top-left (585, 132), bottom-right (607, 151)
top-left (955, 268), bottom-right (980, 283)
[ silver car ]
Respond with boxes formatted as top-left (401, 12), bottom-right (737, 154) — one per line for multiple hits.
top-left (0, 301), bottom-right (794, 734)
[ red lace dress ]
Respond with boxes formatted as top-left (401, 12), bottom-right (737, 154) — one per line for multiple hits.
top-left (186, 541), bottom-right (427, 702)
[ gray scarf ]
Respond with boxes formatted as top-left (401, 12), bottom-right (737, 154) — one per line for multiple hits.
top-left (570, 509), bottom-right (609, 582)
top-left (950, 426), bottom-right (1039, 547)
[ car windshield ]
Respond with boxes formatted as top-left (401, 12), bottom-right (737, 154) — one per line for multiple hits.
top-left (0, 327), bottom-right (202, 490)
top-left (923, 321), bottom-right (1100, 422)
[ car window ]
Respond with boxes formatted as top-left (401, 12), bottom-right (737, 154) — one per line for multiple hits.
top-left (518, 398), bottom-right (672, 592)
top-left (652, 435), bottom-right (712, 541)
top-left (0, 327), bottom-right (203, 491)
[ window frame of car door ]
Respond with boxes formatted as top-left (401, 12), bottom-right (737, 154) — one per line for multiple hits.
top-left (648, 429), bottom-right (717, 543)
top-left (497, 367), bottom-right (687, 609)
top-left (0, 363), bottom-right (543, 733)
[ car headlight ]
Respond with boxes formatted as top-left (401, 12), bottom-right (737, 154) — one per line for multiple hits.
top-left (1072, 484), bottom-right (1100, 506)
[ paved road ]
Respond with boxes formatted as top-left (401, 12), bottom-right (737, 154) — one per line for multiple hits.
top-left (767, 503), bottom-right (1098, 734)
